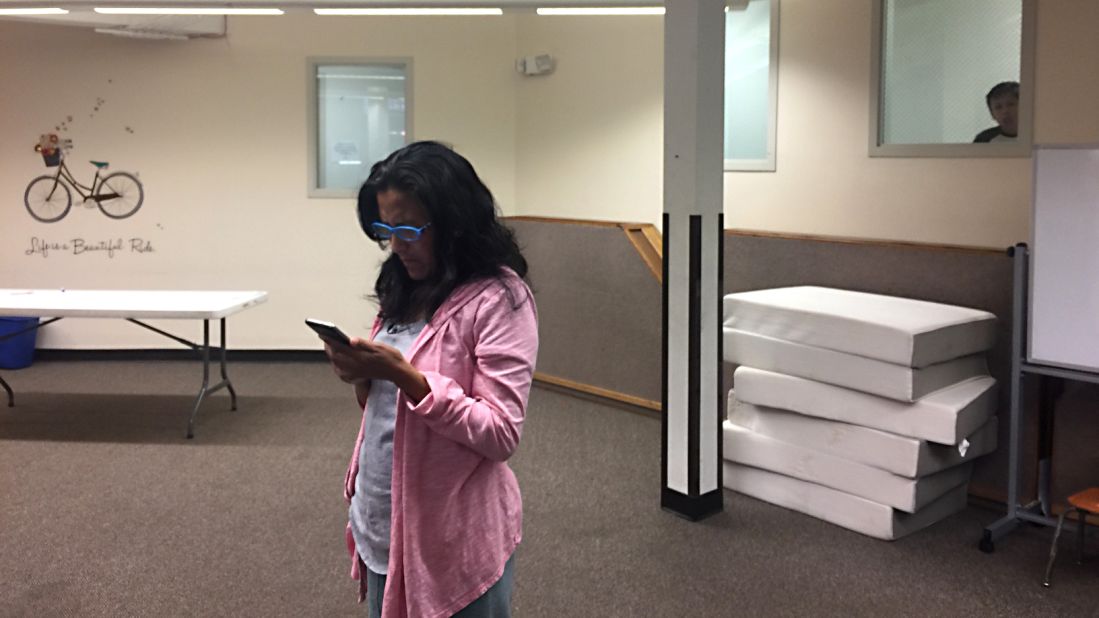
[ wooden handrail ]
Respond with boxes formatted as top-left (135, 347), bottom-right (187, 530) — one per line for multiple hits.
top-left (620, 223), bottom-right (663, 283)
top-left (507, 216), bottom-right (663, 412)
top-left (506, 217), bottom-right (664, 282)
top-left (534, 372), bottom-right (661, 411)
top-left (508, 215), bottom-right (644, 228)
top-left (508, 215), bottom-right (1007, 256)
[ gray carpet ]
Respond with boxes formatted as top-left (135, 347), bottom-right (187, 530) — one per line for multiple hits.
top-left (0, 359), bottom-right (1095, 617)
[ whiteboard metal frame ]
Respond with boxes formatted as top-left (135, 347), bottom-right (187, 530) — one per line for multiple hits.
top-left (1027, 143), bottom-right (1099, 372)
top-left (982, 155), bottom-right (1099, 550)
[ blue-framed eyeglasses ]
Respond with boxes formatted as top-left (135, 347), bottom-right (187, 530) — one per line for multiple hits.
top-left (371, 221), bottom-right (432, 242)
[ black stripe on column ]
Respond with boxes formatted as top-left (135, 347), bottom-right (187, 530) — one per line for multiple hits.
top-left (660, 212), bottom-right (669, 492)
top-left (717, 213), bottom-right (724, 492)
top-left (688, 214), bottom-right (701, 497)
top-left (662, 488), bottom-right (722, 521)
top-left (661, 213), bottom-right (722, 522)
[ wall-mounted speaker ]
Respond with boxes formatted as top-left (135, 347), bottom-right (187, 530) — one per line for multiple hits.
top-left (516, 54), bottom-right (556, 77)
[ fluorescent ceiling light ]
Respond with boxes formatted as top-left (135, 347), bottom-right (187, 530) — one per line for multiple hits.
top-left (0, 7), bottom-right (69, 14)
top-left (314, 8), bottom-right (502, 16)
top-left (95, 7), bottom-right (284, 15)
top-left (536, 7), bottom-right (664, 15)
top-left (318, 74), bottom-right (406, 80)
top-left (95, 27), bottom-right (190, 40)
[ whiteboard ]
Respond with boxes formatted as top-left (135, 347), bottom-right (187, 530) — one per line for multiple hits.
top-left (1029, 145), bottom-right (1099, 371)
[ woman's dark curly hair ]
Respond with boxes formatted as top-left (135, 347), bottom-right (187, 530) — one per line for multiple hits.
top-left (357, 141), bottom-right (528, 324)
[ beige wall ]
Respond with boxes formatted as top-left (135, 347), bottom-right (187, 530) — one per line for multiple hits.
top-left (513, 0), bottom-right (1099, 248)
top-left (1033, 0), bottom-right (1099, 144)
top-left (729, 0), bottom-right (1031, 248)
top-left (0, 16), bottom-right (518, 349)
top-left (514, 15), bottom-right (665, 226)
top-left (3, 2), bottom-right (1097, 349)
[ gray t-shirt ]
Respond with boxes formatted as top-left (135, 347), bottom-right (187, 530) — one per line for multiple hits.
top-left (349, 319), bottom-right (427, 575)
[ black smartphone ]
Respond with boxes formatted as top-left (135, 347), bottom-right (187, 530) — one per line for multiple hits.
top-left (305, 318), bottom-right (352, 346)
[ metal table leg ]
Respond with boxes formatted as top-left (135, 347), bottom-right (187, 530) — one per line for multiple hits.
top-left (1, 375), bottom-right (13, 407)
top-left (186, 320), bottom-right (212, 439)
top-left (184, 318), bottom-right (237, 439)
top-left (220, 317), bottom-right (237, 411)
top-left (126, 317), bottom-right (238, 439)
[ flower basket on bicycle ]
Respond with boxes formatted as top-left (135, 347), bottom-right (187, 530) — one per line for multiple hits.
top-left (40, 149), bottom-right (61, 167)
top-left (34, 133), bottom-right (68, 167)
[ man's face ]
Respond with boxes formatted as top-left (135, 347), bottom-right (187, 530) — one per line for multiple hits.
top-left (988, 94), bottom-right (1019, 137)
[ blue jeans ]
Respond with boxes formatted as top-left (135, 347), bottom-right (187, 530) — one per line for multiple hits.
top-left (366, 553), bottom-right (515, 618)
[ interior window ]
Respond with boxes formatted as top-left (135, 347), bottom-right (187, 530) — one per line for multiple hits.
top-left (871, 0), bottom-right (1033, 157)
top-left (724, 0), bottom-right (779, 172)
top-left (308, 60), bottom-right (409, 197)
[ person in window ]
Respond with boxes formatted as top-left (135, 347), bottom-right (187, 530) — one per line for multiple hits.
top-left (973, 81), bottom-right (1019, 143)
top-left (322, 140), bottom-right (537, 618)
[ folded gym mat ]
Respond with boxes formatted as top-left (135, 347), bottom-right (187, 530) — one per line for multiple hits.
top-left (723, 462), bottom-right (969, 541)
top-left (723, 286), bottom-right (996, 367)
top-left (722, 422), bottom-right (971, 512)
top-left (732, 366), bottom-right (996, 445)
top-left (726, 394), bottom-right (998, 478)
top-left (724, 328), bottom-right (988, 402)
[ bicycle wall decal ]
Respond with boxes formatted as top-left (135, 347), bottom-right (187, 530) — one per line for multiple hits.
top-left (25, 133), bottom-right (145, 223)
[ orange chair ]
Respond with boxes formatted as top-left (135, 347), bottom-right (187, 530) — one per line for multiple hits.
top-left (1043, 487), bottom-right (1099, 587)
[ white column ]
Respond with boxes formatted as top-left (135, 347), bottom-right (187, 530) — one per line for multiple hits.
top-left (661, 0), bottom-right (725, 520)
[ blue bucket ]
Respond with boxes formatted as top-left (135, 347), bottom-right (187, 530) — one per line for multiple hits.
top-left (0, 317), bottom-right (40, 369)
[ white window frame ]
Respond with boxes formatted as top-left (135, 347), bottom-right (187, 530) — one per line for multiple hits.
top-left (724, 0), bottom-right (780, 173)
top-left (869, 0), bottom-right (1035, 158)
top-left (306, 57), bottom-right (413, 198)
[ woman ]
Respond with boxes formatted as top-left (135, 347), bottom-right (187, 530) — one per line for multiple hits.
top-left (323, 141), bottom-right (538, 618)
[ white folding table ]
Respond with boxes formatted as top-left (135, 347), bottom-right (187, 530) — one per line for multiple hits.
top-left (0, 289), bottom-right (268, 438)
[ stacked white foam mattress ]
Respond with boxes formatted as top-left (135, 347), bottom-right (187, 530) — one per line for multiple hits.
top-left (722, 286), bottom-right (999, 540)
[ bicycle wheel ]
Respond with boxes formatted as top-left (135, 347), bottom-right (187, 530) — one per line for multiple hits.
top-left (96, 171), bottom-right (144, 219)
top-left (24, 175), bottom-right (73, 223)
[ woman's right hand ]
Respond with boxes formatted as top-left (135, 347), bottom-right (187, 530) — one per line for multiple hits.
top-left (324, 336), bottom-right (410, 385)
top-left (324, 337), bottom-right (372, 385)
top-left (325, 336), bottom-right (429, 404)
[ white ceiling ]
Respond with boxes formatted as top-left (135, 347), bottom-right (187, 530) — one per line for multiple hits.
top-left (0, 0), bottom-right (665, 39)
top-left (0, 11), bottom-right (226, 38)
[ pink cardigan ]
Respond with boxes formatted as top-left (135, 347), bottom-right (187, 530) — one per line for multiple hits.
top-left (343, 269), bottom-right (538, 618)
